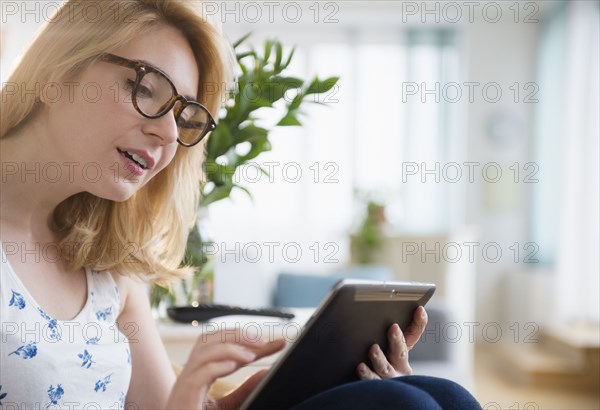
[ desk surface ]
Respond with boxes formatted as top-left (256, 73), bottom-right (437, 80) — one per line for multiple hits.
top-left (157, 308), bottom-right (314, 341)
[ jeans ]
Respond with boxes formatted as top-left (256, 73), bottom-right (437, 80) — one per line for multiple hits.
top-left (290, 375), bottom-right (482, 410)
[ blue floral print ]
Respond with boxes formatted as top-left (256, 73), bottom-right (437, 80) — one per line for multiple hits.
top-left (8, 342), bottom-right (38, 359)
top-left (94, 374), bottom-right (113, 392)
top-left (2, 266), bottom-right (132, 405)
top-left (46, 384), bottom-right (64, 406)
top-left (78, 349), bottom-right (95, 368)
top-left (95, 306), bottom-right (113, 321)
top-left (37, 307), bottom-right (61, 341)
top-left (0, 385), bottom-right (7, 405)
top-left (9, 290), bottom-right (26, 309)
top-left (85, 336), bottom-right (100, 345)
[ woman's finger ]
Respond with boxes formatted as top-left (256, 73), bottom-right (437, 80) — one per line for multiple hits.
top-left (356, 362), bottom-right (380, 380)
top-left (170, 359), bottom-right (240, 407)
top-left (247, 338), bottom-right (287, 361)
top-left (217, 369), bottom-right (269, 409)
top-left (385, 324), bottom-right (412, 375)
top-left (179, 344), bottom-right (256, 391)
top-left (186, 329), bottom-right (269, 368)
top-left (368, 344), bottom-right (401, 379)
top-left (190, 328), bottom-right (285, 361)
top-left (186, 360), bottom-right (239, 388)
top-left (193, 327), bottom-right (268, 351)
top-left (186, 341), bottom-right (257, 370)
top-left (404, 306), bottom-right (428, 350)
top-left (170, 336), bottom-right (271, 409)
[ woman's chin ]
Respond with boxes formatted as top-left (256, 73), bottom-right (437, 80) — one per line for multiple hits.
top-left (89, 187), bottom-right (137, 203)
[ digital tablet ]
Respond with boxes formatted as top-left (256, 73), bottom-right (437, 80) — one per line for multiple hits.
top-left (241, 279), bottom-right (436, 410)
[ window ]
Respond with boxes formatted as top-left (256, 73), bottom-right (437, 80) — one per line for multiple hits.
top-left (210, 27), bottom-right (460, 278)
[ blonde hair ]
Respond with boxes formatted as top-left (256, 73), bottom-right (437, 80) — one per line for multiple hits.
top-left (0, 0), bottom-right (234, 284)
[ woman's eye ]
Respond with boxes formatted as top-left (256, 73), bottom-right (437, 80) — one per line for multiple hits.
top-left (125, 78), bottom-right (152, 99)
top-left (177, 117), bottom-right (205, 130)
top-left (176, 116), bottom-right (190, 128)
top-left (124, 79), bottom-right (136, 91)
top-left (136, 83), bottom-right (153, 99)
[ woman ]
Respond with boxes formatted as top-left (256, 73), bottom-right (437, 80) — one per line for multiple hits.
top-left (0, 1), bottom-right (481, 409)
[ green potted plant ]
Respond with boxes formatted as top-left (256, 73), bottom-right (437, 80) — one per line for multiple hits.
top-left (351, 200), bottom-right (387, 264)
top-left (151, 35), bottom-right (339, 311)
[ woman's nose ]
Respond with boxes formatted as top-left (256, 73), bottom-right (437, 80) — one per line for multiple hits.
top-left (142, 111), bottom-right (179, 145)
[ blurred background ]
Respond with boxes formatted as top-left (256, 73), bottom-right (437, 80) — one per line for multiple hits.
top-left (2, 1), bottom-right (598, 408)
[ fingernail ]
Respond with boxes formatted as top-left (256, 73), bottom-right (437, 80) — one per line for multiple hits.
top-left (242, 350), bottom-right (256, 360)
top-left (245, 335), bottom-right (266, 344)
top-left (267, 338), bottom-right (285, 345)
top-left (371, 344), bottom-right (379, 357)
top-left (420, 307), bottom-right (427, 319)
top-left (393, 323), bottom-right (402, 337)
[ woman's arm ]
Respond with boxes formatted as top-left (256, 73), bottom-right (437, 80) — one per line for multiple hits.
top-left (114, 274), bottom-right (286, 409)
top-left (114, 274), bottom-right (176, 408)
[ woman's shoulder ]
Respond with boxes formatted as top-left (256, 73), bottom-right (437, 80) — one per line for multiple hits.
top-left (105, 272), bottom-right (130, 317)
top-left (109, 272), bottom-right (151, 318)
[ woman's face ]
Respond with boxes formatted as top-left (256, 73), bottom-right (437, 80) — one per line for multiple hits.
top-left (43, 24), bottom-right (199, 201)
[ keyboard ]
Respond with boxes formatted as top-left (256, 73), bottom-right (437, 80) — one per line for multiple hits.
top-left (167, 304), bottom-right (296, 323)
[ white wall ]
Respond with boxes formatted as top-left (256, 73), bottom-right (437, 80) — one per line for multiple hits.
top-left (461, 4), bottom-right (540, 329)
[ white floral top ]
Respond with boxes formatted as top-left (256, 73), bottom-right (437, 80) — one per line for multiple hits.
top-left (0, 244), bottom-right (132, 409)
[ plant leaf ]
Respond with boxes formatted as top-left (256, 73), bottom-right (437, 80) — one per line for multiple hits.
top-left (233, 33), bottom-right (252, 49)
top-left (282, 47), bottom-right (296, 69)
top-left (305, 76), bottom-right (340, 95)
top-left (272, 76), bottom-right (304, 89)
top-left (200, 185), bottom-right (233, 207)
top-left (274, 42), bottom-right (283, 71)
top-left (319, 76), bottom-right (340, 93)
top-left (205, 125), bottom-right (233, 159)
top-left (204, 162), bottom-right (236, 186)
top-left (248, 97), bottom-right (274, 110)
top-left (263, 39), bottom-right (273, 63)
top-left (277, 114), bottom-right (302, 126)
top-left (236, 51), bottom-right (257, 61)
top-left (289, 94), bottom-right (304, 111)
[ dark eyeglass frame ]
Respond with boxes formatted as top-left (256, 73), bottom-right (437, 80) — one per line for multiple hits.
top-left (99, 53), bottom-right (216, 147)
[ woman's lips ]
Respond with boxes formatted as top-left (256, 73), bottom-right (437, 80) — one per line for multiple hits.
top-left (117, 148), bottom-right (146, 177)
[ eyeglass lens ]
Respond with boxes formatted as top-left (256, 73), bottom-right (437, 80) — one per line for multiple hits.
top-left (134, 71), bottom-right (211, 145)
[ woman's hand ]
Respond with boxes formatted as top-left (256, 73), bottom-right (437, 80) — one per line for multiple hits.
top-left (165, 328), bottom-right (286, 409)
top-left (356, 306), bottom-right (428, 380)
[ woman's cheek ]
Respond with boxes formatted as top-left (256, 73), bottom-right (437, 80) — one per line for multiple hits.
top-left (156, 147), bottom-right (179, 173)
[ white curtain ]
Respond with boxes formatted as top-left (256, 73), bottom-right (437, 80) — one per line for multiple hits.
top-left (555, 0), bottom-right (600, 324)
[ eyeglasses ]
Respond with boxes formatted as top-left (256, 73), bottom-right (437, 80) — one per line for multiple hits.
top-left (100, 53), bottom-right (216, 147)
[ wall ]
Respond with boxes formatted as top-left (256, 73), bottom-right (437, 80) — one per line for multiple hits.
top-left (461, 3), bottom-right (541, 330)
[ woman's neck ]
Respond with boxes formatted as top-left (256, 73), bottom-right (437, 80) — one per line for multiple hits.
top-left (0, 123), bottom-right (81, 240)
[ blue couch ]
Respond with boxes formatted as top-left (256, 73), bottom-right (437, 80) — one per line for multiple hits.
top-left (273, 265), bottom-right (392, 308)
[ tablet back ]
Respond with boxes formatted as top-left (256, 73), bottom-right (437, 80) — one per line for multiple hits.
top-left (242, 280), bottom-right (436, 410)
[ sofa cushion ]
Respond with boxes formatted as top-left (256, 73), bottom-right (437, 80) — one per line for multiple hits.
top-left (273, 265), bottom-right (392, 308)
